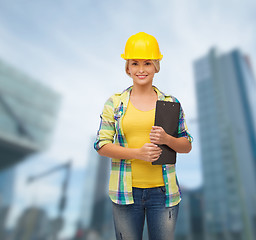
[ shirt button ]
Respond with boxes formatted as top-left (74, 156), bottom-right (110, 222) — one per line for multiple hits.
top-left (163, 168), bottom-right (166, 170)
top-left (166, 182), bottom-right (168, 185)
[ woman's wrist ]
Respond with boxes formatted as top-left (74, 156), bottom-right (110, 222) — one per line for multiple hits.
top-left (163, 132), bottom-right (170, 145)
top-left (132, 148), bottom-right (141, 160)
top-left (165, 135), bottom-right (192, 153)
top-left (98, 143), bottom-right (140, 160)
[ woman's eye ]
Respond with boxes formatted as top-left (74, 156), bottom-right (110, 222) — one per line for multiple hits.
top-left (132, 62), bottom-right (138, 65)
top-left (145, 62), bottom-right (151, 65)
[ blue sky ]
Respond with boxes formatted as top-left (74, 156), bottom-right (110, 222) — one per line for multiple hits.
top-left (1, 0), bottom-right (256, 237)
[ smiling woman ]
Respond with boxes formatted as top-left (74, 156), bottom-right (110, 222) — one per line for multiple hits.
top-left (126, 59), bottom-right (157, 88)
top-left (94, 32), bottom-right (193, 240)
top-left (125, 59), bottom-right (160, 76)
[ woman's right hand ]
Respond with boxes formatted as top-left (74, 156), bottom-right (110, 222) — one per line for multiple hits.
top-left (137, 143), bottom-right (162, 162)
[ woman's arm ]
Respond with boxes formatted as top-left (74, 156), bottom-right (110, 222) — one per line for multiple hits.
top-left (150, 126), bottom-right (192, 153)
top-left (97, 142), bottom-right (162, 162)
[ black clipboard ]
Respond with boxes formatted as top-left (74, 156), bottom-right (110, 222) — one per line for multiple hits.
top-left (152, 100), bottom-right (180, 165)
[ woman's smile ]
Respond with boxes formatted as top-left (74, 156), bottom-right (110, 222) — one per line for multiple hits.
top-left (128, 59), bottom-right (156, 85)
top-left (136, 74), bottom-right (148, 79)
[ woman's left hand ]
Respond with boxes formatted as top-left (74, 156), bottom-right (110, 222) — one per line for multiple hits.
top-left (150, 126), bottom-right (168, 145)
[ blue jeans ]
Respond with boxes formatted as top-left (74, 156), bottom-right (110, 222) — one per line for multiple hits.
top-left (112, 186), bottom-right (179, 240)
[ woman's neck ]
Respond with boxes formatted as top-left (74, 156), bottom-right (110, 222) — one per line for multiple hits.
top-left (131, 84), bottom-right (155, 97)
top-left (129, 84), bottom-right (158, 111)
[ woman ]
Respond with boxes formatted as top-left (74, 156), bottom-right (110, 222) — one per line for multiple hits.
top-left (94, 32), bottom-right (193, 240)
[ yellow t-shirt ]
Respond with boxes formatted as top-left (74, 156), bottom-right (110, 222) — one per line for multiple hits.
top-left (122, 100), bottom-right (164, 188)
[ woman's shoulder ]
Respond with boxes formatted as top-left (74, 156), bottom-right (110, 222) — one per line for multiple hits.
top-left (105, 86), bottom-right (132, 104)
top-left (104, 93), bottom-right (120, 106)
top-left (104, 91), bottom-right (124, 107)
top-left (153, 86), bottom-right (180, 103)
top-left (161, 91), bottom-right (184, 108)
top-left (165, 95), bottom-right (180, 103)
top-left (108, 90), bottom-right (123, 101)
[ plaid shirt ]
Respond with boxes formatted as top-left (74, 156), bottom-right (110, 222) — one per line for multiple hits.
top-left (94, 86), bottom-right (193, 207)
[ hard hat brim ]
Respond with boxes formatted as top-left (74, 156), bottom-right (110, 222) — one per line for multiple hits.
top-left (121, 54), bottom-right (163, 60)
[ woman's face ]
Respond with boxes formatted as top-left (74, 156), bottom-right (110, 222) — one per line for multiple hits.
top-left (127, 59), bottom-right (156, 86)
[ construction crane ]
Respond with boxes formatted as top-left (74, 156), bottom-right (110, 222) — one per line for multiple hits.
top-left (27, 160), bottom-right (72, 240)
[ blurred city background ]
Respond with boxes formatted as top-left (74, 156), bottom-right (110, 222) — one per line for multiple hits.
top-left (0, 1), bottom-right (255, 240)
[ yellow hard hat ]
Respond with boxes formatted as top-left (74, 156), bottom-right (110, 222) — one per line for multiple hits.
top-left (121, 32), bottom-right (163, 60)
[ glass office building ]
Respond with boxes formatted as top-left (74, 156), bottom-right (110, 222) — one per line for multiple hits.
top-left (0, 168), bottom-right (15, 206)
top-left (193, 48), bottom-right (256, 240)
top-left (0, 58), bottom-right (61, 238)
top-left (78, 138), bottom-right (114, 240)
top-left (0, 167), bottom-right (15, 237)
top-left (175, 187), bottom-right (204, 240)
top-left (0, 58), bottom-right (61, 170)
top-left (175, 188), bottom-right (192, 240)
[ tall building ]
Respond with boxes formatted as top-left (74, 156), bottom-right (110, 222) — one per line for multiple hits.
top-left (175, 188), bottom-right (192, 240)
top-left (0, 58), bottom-right (61, 170)
top-left (0, 58), bottom-right (61, 239)
top-left (13, 207), bottom-right (49, 240)
top-left (175, 187), bottom-right (204, 240)
top-left (189, 187), bottom-right (204, 240)
top-left (0, 167), bottom-right (15, 238)
top-left (193, 48), bottom-right (256, 240)
top-left (79, 139), bottom-right (101, 229)
top-left (78, 138), bottom-right (114, 240)
top-left (89, 154), bottom-right (111, 234)
top-left (0, 168), bottom-right (15, 206)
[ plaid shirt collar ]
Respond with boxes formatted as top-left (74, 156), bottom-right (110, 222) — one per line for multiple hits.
top-left (119, 85), bottom-right (170, 107)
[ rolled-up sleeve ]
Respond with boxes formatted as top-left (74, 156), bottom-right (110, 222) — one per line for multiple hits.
top-left (177, 104), bottom-right (193, 143)
top-left (94, 96), bottom-right (116, 151)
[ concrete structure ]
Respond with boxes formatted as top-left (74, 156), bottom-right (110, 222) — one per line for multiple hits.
top-left (0, 58), bottom-right (61, 239)
top-left (193, 48), bottom-right (256, 240)
top-left (0, 167), bottom-right (15, 238)
top-left (78, 139), bottom-right (114, 239)
top-left (175, 187), bottom-right (204, 240)
top-left (0, 58), bottom-right (61, 170)
top-left (13, 207), bottom-right (49, 240)
top-left (175, 188), bottom-right (192, 240)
